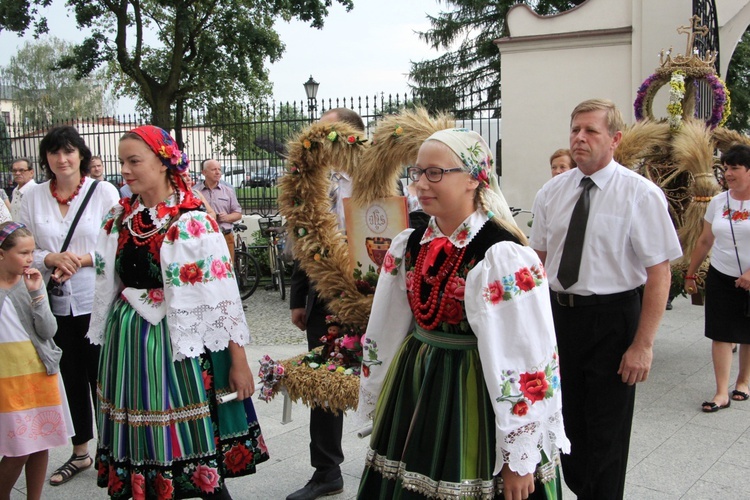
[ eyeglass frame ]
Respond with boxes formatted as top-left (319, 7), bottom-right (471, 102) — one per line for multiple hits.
top-left (407, 166), bottom-right (465, 183)
top-left (10, 168), bottom-right (33, 174)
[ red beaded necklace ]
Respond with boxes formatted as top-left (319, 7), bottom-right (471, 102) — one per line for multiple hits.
top-left (409, 242), bottom-right (466, 329)
top-left (50, 176), bottom-right (85, 205)
top-left (126, 197), bottom-right (175, 247)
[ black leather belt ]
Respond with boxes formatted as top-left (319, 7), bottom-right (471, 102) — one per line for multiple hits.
top-left (222, 228), bottom-right (232, 235)
top-left (551, 289), bottom-right (638, 307)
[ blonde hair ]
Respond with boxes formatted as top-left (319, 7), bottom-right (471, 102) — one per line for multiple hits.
top-left (571, 98), bottom-right (624, 137)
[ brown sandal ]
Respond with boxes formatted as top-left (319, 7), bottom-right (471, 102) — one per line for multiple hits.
top-left (49, 452), bottom-right (93, 486)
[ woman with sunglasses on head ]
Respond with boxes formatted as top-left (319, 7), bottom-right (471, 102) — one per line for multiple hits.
top-left (87, 126), bottom-right (268, 499)
top-left (357, 129), bottom-right (569, 500)
top-left (18, 125), bottom-right (120, 487)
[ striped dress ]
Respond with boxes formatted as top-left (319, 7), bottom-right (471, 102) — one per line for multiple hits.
top-left (90, 199), bottom-right (268, 499)
top-left (0, 282), bottom-right (73, 457)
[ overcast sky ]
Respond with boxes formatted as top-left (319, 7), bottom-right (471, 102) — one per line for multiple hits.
top-left (0, 0), bottom-right (447, 114)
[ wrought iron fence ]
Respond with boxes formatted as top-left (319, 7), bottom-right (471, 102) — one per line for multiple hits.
top-left (0, 89), bottom-right (500, 216)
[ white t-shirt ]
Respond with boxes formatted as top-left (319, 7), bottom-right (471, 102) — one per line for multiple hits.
top-left (705, 191), bottom-right (750, 277)
top-left (530, 160), bottom-right (682, 294)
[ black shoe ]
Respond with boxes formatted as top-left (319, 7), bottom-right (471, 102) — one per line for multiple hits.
top-left (665, 298), bottom-right (673, 310)
top-left (286, 477), bottom-right (344, 500)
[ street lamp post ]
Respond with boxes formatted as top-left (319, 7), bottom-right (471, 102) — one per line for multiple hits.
top-left (303, 75), bottom-right (319, 122)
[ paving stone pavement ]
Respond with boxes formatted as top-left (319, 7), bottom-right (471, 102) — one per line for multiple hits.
top-left (10, 289), bottom-right (750, 499)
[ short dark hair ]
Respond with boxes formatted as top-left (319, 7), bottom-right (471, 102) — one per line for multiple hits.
top-left (721, 144), bottom-right (750, 169)
top-left (11, 157), bottom-right (32, 171)
top-left (322, 108), bottom-right (365, 132)
top-left (39, 126), bottom-right (92, 180)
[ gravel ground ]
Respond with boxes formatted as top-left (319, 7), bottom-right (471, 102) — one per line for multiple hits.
top-left (243, 282), bottom-right (306, 346)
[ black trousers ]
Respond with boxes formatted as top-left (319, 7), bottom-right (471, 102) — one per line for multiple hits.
top-left (551, 293), bottom-right (640, 500)
top-left (54, 313), bottom-right (100, 446)
top-left (306, 305), bottom-right (344, 482)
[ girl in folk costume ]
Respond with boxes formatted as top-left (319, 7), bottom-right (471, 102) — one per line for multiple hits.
top-left (358, 129), bottom-right (569, 500)
top-left (0, 222), bottom-right (74, 500)
top-left (88, 126), bottom-right (268, 499)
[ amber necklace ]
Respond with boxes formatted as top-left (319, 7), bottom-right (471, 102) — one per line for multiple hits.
top-left (50, 176), bottom-right (85, 205)
top-left (409, 243), bottom-right (466, 330)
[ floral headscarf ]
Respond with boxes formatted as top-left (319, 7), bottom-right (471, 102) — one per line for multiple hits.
top-left (425, 128), bottom-right (492, 188)
top-left (125, 125), bottom-right (201, 213)
top-left (130, 125), bottom-right (189, 173)
top-left (425, 128), bottom-right (516, 226)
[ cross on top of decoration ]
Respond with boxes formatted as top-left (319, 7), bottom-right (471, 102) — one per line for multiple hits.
top-left (659, 15), bottom-right (716, 70)
top-left (677, 15), bottom-right (709, 56)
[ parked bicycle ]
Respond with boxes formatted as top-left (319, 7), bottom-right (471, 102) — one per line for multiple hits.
top-left (258, 216), bottom-right (287, 300)
top-left (233, 223), bottom-right (261, 300)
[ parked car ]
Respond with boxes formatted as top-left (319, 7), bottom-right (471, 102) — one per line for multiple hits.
top-left (248, 167), bottom-right (284, 188)
top-left (223, 165), bottom-right (247, 188)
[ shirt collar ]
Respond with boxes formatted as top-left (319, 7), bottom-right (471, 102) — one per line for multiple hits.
top-left (420, 210), bottom-right (488, 248)
top-left (570, 158), bottom-right (618, 190)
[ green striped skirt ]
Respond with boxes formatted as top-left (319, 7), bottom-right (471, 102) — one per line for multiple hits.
top-left (358, 330), bottom-right (560, 500)
top-left (95, 298), bottom-right (269, 499)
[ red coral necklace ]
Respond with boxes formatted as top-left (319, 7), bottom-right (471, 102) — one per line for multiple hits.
top-left (409, 243), bottom-right (466, 330)
top-left (50, 176), bottom-right (85, 205)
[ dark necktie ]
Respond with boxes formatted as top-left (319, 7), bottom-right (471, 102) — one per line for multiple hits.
top-left (557, 177), bottom-right (595, 289)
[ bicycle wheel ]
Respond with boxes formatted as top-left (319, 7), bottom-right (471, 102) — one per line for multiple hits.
top-left (234, 250), bottom-right (260, 300)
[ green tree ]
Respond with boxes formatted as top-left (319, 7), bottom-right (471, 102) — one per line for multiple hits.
top-left (725, 26), bottom-right (750, 133)
top-left (408, 0), bottom-right (584, 114)
top-left (0, 0), bottom-right (353, 134)
top-left (206, 102), bottom-right (307, 163)
top-left (0, 37), bottom-right (114, 125)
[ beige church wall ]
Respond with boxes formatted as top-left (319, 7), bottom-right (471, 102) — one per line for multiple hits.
top-left (494, 0), bottom-right (737, 225)
top-left (498, 41), bottom-right (632, 224)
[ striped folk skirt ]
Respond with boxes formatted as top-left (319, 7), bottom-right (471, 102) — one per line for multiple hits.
top-left (358, 331), bottom-right (560, 500)
top-left (96, 298), bottom-right (269, 499)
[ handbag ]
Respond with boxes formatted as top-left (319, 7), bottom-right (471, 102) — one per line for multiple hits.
top-left (726, 191), bottom-right (750, 317)
top-left (46, 180), bottom-right (100, 301)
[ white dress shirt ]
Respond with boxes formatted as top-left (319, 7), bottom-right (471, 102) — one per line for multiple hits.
top-left (332, 171), bottom-right (352, 231)
top-left (530, 160), bottom-right (682, 294)
top-left (18, 177), bottom-right (120, 316)
top-left (10, 180), bottom-right (36, 221)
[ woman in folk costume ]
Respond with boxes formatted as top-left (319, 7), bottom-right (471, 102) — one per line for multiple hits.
top-left (88, 126), bottom-right (268, 499)
top-left (357, 129), bottom-right (569, 500)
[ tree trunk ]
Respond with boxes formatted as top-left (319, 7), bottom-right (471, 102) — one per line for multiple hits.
top-left (150, 96), bottom-right (173, 131)
top-left (174, 99), bottom-right (185, 150)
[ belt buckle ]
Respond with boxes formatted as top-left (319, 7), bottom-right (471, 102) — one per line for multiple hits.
top-left (556, 292), bottom-right (573, 307)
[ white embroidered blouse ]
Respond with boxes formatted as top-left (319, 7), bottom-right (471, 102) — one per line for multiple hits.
top-left (358, 211), bottom-right (570, 476)
top-left (87, 200), bottom-right (249, 361)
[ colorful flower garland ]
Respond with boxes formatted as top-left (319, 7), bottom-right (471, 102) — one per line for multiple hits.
top-left (634, 69), bottom-right (730, 130)
top-left (667, 71), bottom-right (686, 130)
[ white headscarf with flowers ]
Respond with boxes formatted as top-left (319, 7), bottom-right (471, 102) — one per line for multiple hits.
top-left (425, 128), bottom-right (516, 225)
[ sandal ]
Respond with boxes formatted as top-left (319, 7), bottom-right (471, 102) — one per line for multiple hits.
top-left (49, 452), bottom-right (93, 486)
top-left (732, 389), bottom-right (750, 401)
top-left (701, 400), bottom-right (731, 413)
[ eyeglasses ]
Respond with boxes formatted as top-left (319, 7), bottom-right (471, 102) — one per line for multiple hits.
top-left (11, 169), bottom-right (32, 174)
top-left (407, 167), bottom-right (464, 183)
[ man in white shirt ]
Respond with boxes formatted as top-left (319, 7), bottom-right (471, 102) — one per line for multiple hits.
top-left (530, 99), bottom-right (682, 499)
top-left (10, 157), bottom-right (36, 220)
